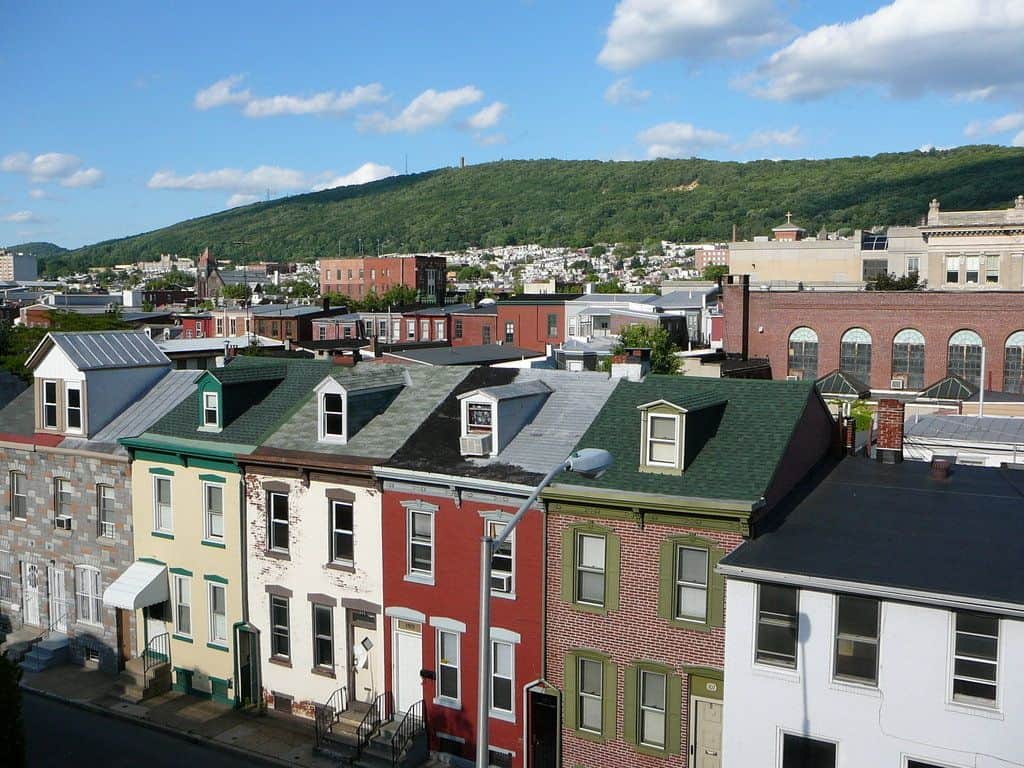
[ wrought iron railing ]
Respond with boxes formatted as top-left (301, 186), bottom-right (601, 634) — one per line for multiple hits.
top-left (355, 691), bottom-right (393, 760)
top-left (391, 699), bottom-right (425, 766)
top-left (143, 632), bottom-right (170, 689)
top-left (313, 685), bottom-right (348, 749)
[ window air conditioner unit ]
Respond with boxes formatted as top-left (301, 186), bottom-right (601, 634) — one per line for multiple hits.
top-left (460, 432), bottom-right (493, 457)
top-left (491, 573), bottom-right (512, 593)
top-left (890, 378), bottom-right (905, 390)
top-left (196, 328), bottom-right (204, 338)
top-left (55, 515), bottom-right (73, 530)
top-left (786, 374), bottom-right (800, 382)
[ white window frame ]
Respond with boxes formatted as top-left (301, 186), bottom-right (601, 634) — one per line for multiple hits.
top-left (97, 484), bottom-right (115, 538)
top-left (55, 477), bottom-right (71, 518)
top-left (755, 583), bottom-right (799, 670)
top-left (489, 639), bottom-right (514, 718)
top-left (74, 565), bottom-right (102, 626)
top-left (407, 507), bottom-right (434, 580)
top-left (638, 669), bottom-right (667, 748)
top-left (270, 594), bottom-right (290, 659)
top-left (330, 500), bottom-right (354, 566)
top-left (267, 491), bottom-right (289, 553)
top-left (577, 656), bottom-right (603, 734)
top-left (0, 549), bottom-right (12, 602)
top-left (435, 320), bottom-right (446, 340)
top-left (65, 382), bottom-right (83, 434)
top-left (10, 471), bottom-right (27, 520)
top-left (646, 412), bottom-right (679, 468)
top-left (208, 582), bottom-right (228, 647)
top-left (832, 594), bottom-right (880, 686)
top-left (204, 482), bottom-right (224, 542)
top-left (153, 476), bottom-right (173, 533)
top-left (465, 400), bottom-right (493, 435)
top-left (674, 545), bottom-right (709, 622)
top-left (42, 379), bottom-right (59, 429)
top-left (436, 628), bottom-right (461, 704)
top-left (574, 532), bottom-right (606, 607)
top-left (312, 603), bottom-right (334, 668)
top-left (172, 574), bottom-right (192, 638)
top-left (319, 389), bottom-right (347, 443)
top-left (951, 611), bottom-right (999, 708)
top-left (202, 391), bottom-right (219, 428)
top-left (486, 520), bottom-right (514, 597)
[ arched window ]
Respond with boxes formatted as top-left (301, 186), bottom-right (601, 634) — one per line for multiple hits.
top-left (840, 328), bottom-right (872, 384)
top-left (788, 327), bottom-right (818, 381)
top-left (892, 329), bottom-right (925, 389)
top-left (1004, 331), bottom-right (1024, 393)
top-left (947, 330), bottom-right (983, 382)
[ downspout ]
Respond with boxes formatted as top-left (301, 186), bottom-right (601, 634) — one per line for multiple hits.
top-left (238, 462), bottom-right (249, 623)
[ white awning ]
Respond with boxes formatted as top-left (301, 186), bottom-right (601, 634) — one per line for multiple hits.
top-left (102, 561), bottom-right (169, 610)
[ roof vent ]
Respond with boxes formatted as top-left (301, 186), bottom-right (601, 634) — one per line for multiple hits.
top-left (930, 457), bottom-right (951, 481)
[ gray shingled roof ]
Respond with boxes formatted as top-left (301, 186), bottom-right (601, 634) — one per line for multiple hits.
top-left (461, 379), bottom-right (551, 401)
top-left (0, 388), bottom-right (35, 437)
top-left (905, 414), bottom-right (1024, 445)
top-left (0, 371), bottom-right (26, 410)
top-left (38, 331), bottom-right (170, 370)
top-left (386, 345), bottom-right (542, 366)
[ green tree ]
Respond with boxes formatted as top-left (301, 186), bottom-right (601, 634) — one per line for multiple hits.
top-left (283, 280), bottom-right (318, 298)
top-left (456, 265), bottom-right (493, 281)
top-left (865, 271), bottom-right (922, 291)
top-left (611, 324), bottom-right (681, 375)
top-left (219, 284), bottom-right (252, 300)
top-left (569, 259), bottom-right (592, 272)
top-left (0, 654), bottom-right (24, 768)
top-left (593, 278), bottom-right (623, 293)
top-left (589, 245), bottom-right (607, 258)
top-left (701, 265), bottom-right (729, 281)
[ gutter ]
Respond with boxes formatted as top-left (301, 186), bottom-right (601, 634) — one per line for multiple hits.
top-left (373, 465), bottom-right (536, 497)
top-left (0, 439), bottom-right (130, 463)
top-left (542, 482), bottom-right (761, 515)
top-left (717, 563), bottom-right (1024, 619)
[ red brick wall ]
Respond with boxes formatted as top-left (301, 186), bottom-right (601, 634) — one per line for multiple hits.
top-left (723, 282), bottom-right (1024, 391)
top-left (320, 256), bottom-right (446, 302)
top-left (496, 304), bottom-right (565, 353)
top-left (545, 513), bottom-right (744, 768)
top-left (876, 398), bottom-right (905, 452)
top-left (451, 314), bottom-right (498, 346)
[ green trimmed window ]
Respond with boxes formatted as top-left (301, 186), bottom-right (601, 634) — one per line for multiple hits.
top-left (560, 523), bottom-right (620, 613)
top-left (657, 535), bottom-right (725, 630)
top-left (623, 662), bottom-right (681, 756)
top-left (563, 650), bottom-right (617, 741)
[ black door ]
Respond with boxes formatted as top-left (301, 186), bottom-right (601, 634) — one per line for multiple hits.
top-left (529, 691), bottom-right (558, 768)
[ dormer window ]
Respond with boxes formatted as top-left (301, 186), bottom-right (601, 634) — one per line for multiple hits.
top-left (467, 402), bottom-right (493, 434)
top-left (43, 380), bottom-right (58, 429)
top-left (203, 392), bottom-right (219, 428)
top-left (322, 393), bottom-right (345, 439)
top-left (65, 383), bottom-right (83, 433)
top-left (636, 396), bottom-right (724, 474)
top-left (646, 414), bottom-right (678, 467)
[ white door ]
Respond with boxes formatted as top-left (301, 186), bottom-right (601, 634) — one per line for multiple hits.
top-left (693, 699), bottom-right (723, 768)
top-left (48, 567), bottom-right (68, 632)
top-left (23, 562), bottom-right (40, 626)
top-left (349, 613), bottom-right (378, 704)
top-left (392, 620), bottom-right (422, 714)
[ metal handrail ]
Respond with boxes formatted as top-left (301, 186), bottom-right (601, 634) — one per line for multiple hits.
top-left (355, 691), bottom-right (393, 759)
top-left (314, 685), bottom-right (348, 748)
top-left (391, 700), bottom-right (425, 766)
top-left (142, 632), bottom-right (170, 688)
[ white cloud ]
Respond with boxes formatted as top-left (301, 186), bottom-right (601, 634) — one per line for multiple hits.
top-left (1013, 130), bottom-right (1024, 147)
top-left (243, 83), bottom-right (388, 117)
top-left (599, 0), bottom-right (791, 70)
top-left (2, 151), bottom-right (103, 188)
top-left (604, 77), bottom-right (651, 106)
top-left (637, 121), bottom-right (729, 158)
top-left (226, 193), bottom-right (261, 208)
top-left (194, 74), bottom-right (252, 110)
top-left (60, 167), bottom-right (104, 188)
top-left (312, 162), bottom-right (397, 191)
top-left (466, 102), bottom-right (507, 130)
top-left (745, 0), bottom-right (1024, 101)
top-left (965, 111), bottom-right (1024, 138)
top-left (477, 133), bottom-right (508, 146)
top-left (148, 165), bottom-right (311, 194)
top-left (28, 188), bottom-right (48, 199)
top-left (744, 126), bottom-right (802, 148)
top-left (359, 86), bottom-right (483, 133)
top-left (1, 211), bottom-right (39, 223)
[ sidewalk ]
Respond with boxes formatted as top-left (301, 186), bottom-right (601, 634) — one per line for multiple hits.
top-left (20, 664), bottom-right (338, 768)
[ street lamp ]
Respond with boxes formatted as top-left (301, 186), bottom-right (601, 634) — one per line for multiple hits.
top-left (476, 448), bottom-right (613, 767)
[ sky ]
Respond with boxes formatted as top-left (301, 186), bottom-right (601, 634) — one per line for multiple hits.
top-left (2, 0), bottom-right (1024, 249)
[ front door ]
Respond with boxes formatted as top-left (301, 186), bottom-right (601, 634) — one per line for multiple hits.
top-left (348, 610), bottom-right (377, 704)
top-left (528, 690), bottom-right (558, 768)
top-left (22, 563), bottom-right (40, 626)
top-left (692, 699), bottom-right (723, 768)
top-left (116, 609), bottom-right (131, 669)
top-left (392, 620), bottom-right (422, 714)
top-left (47, 566), bottom-right (67, 633)
top-left (234, 624), bottom-right (260, 708)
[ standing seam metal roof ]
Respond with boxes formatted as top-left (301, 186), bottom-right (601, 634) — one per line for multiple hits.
top-left (46, 331), bottom-right (170, 370)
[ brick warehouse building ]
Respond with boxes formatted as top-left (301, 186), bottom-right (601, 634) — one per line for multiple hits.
top-left (723, 276), bottom-right (1024, 393)
top-left (320, 255), bottom-right (447, 304)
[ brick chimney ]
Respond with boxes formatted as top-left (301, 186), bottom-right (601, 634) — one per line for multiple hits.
top-left (610, 347), bottom-right (651, 382)
top-left (875, 399), bottom-right (905, 464)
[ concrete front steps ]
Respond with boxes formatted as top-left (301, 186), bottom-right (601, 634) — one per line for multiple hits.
top-left (20, 634), bottom-right (70, 672)
top-left (116, 655), bottom-right (172, 702)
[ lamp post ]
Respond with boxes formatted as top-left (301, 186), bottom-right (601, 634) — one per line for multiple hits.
top-left (476, 448), bottom-right (613, 767)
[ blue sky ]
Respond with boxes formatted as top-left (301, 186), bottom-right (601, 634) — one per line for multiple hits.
top-left (2, 0), bottom-right (1023, 248)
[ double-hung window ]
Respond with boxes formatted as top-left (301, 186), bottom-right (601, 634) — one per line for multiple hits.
top-left (781, 734), bottom-right (836, 768)
top-left (945, 255), bottom-right (960, 284)
top-left (208, 583), bottom-right (227, 646)
top-left (437, 629), bottom-right (460, 701)
top-left (487, 521), bottom-right (513, 595)
top-left (153, 477), bottom-right (172, 533)
top-left (313, 604), bottom-right (333, 668)
top-left (638, 670), bottom-right (666, 748)
top-left (647, 414), bottom-right (678, 467)
top-left (268, 492), bottom-right (289, 553)
top-left (504, 322), bottom-right (515, 344)
top-left (406, 320), bottom-right (416, 340)
top-left (270, 596), bottom-right (290, 659)
top-left (202, 392), bottom-right (219, 427)
top-left (575, 533), bottom-right (606, 606)
top-left (490, 640), bottom-right (513, 716)
top-left (965, 256), bottom-right (980, 284)
top-left (455, 319), bottom-right (464, 339)
top-left (467, 403), bottom-right (492, 433)
top-left (74, 566), bottom-right (102, 625)
top-left (547, 313), bottom-right (558, 338)
top-left (577, 657), bottom-right (603, 733)
top-left (55, 478), bottom-right (71, 518)
top-left (435, 320), bottom-right (445, 340)
top-left (97, 484), bottom-right (115, 538)
top-left (952, 611), bottom-right (998, 706)
top-left (408, 508), bottom-right (434, 577)
top-left (42, 380), bottom-right (58, 429)
top-left (986, 255), bottom-right (1000, 284)
top-left (10, 471), bottom-right (27, 520)
top-left (755, 584), bottom-right (799, 668)
top-left (173, 575), bottom-right (191, 637)
top-left (482, 325), bottom-right (491, 345)
top-left (204, 483), bottom-right (224, 542)
top-left (322, 393), bottom-right (344, 439)
top-left (833, 595), bottom-right (879, 684)
top-left (65, 383), bottom-right (83, 432)
top-left (330, 501), bottom-right (354, 565)
top-left (0, 549), bottom-right (11, 601)
top-left (674, 546), bottom-right (708, 622)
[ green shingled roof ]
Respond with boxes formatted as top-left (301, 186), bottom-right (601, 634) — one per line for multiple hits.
top-left (141, 357), bottom-right (334, 451)
top-left (556, 375), bottom-right (820, 503)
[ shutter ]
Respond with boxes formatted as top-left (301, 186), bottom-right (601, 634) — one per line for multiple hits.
top-left (657, 539), bottom-right (675, 620)
top-left (602, 659), bottom-right (618, 741)
top-left (622, 664), bottom-right (638, 746)
top-left (709, 546), bottom-right (725, 628)
top-left (605, 531), bottom-right (621, 613)
top-left (560, 527), bottom-right (575, 605)
top-left (562, 652), bottom-right (578, 730)
top-left (666, 671), bottom-right (682, 755)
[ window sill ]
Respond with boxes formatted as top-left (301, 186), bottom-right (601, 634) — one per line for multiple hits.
top-left (404, 573), bottom-right (435, 586)
top-left (946, 699), bottom-right (1003, 720)
top-left (491, 591), bottom-right (516, 601)
top-left (433, 697), bottom-right (462, 710)
top-left (264, 549), bottom-right (291, 561)
top-left (172, 634), bottom-right (193, 644)
top-left (665, 616), bottom-right (713, 633)
top-left (207, 642), bottom-right (229, 652)
top-left (571, 728), bottom-right (609, 744)
top-left (630, 742), bottom-right (671, 758)
top-left (751, 662), bottom-right (800, 683)
top-left (268, 656), bottom-right (292, 668)
top-left (74, 619), bottom-right (103, 629)
top-left (829, 678), bottom-right (880, 698)
top-left (488, 709), bottom-right (515, 723)
top-left (152, 531), bottom-right (175, 540)
top-left (201, 539), bottom-right (226, 549)
top-left (568, 600), bottom-right (608, 615)
top-left (324, 561), bottom-right (355, 573)
top-left (54, 528), bottom-right (73, 537)
top-left (311, 666), bottom-right (336, 679)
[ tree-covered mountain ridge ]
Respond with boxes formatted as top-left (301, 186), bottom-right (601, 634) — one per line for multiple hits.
top-left (49, 146), bottom-right (1024, 269)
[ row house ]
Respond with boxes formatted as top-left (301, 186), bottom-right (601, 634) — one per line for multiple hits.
top-left (376, 367), bottom-right (618, 768)
top-left (312, 305), bottom-right (472, 347)
top-left (720, 408), bottom-right (1024, 767)
top-left (494, 295), bottom-right (572, 354)
top-left (0, 331), bottom-right (184, 673)
top-left (540, 373), bottom-right (834, 768)
top-left (241, 364), bottom-right (468, 720)
top-left (251, 303), bottom-right (348, 342)
top-left (118, 357), bottom-right (335, 705)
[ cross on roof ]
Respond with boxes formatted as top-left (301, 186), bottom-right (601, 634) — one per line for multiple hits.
top-left (785, 211), bottom-right (793, 224)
